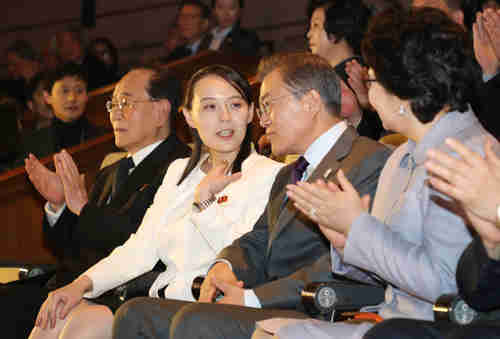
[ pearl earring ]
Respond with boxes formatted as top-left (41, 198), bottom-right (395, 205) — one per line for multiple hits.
top-left (398, 105), bottom-right (408, 116)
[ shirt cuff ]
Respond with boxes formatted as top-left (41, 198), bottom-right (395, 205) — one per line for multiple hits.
top-left (244, 289), bottom-right (262, 308)
top-left (483, 71), bottom-right (498, 83)
top-left (44, 202), bottom-right (66, 226)
top-left (210, 259), bottom-right (233, 273)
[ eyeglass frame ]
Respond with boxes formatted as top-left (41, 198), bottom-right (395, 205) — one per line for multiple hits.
top-left (105, 97), bottom-right (159, 114)
top-left (256, 90), bottom-right (306, 120)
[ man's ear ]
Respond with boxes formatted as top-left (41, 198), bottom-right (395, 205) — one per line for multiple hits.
top-left (452, 9), bottom-right (464, 27)
top-left (302, 89), bottom-right (321, 117)
top-left (154, 99), bottom-right (172, 128)
top-left (182, 107), bottom-right (196, 129)
top-left (43, 90), bottom-right (52, 105)
top-left (27, 100), bottom-right (34, 112)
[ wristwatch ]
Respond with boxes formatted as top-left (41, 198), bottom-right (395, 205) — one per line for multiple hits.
top-left (193, 196), bottom-right (216, 212)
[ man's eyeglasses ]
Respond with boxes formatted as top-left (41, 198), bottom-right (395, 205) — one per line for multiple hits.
top-left (256, 92), bottom-right (301, 120)
top-left (106, 97), bottom-right (158, 114)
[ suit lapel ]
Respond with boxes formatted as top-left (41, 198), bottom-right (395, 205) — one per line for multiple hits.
top-left (107, 136), bottom-right (185, 208)
top-left (268, 127), bottom-right (358, 247)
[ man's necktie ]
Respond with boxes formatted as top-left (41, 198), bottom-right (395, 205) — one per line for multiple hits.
top-left (114, 157), bottom-right (135, 198)
top-left (291, 156), bottom-right (309, 185)
top-left (281, 156), bottom-right (309, 210)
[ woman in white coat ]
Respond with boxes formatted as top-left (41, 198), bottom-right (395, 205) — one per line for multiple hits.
top-left (29, 65), bottom-right (284, 339)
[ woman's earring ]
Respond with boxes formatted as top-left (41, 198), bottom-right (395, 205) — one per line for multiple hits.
top-left (398, 105), bottom-right (408, 116)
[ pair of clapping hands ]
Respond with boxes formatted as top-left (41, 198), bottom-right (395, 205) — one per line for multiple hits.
top-left (474, 8), bottom-right (500, 77)
top-left (286, 138), bottom-right (500, 259)
top-left (25, 150), bottom-right (88, 216)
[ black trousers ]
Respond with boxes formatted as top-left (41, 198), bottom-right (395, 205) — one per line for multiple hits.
top-left (363, 318), bottom-right (500, 339)
top-left (113, 297), bottom-right (309, 339)
top-left (0, 273), bottom-right (53, 339)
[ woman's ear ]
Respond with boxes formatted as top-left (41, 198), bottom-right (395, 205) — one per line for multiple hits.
top-left (247, 102), bottom-right (255, 124)
top-left (182, 107), bottom-right (196, 129)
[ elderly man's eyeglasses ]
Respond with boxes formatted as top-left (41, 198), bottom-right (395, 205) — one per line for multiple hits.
top-left (256, 92), bottom-right (300, 120)
top-left (106, 97), bottom-right (158, 114)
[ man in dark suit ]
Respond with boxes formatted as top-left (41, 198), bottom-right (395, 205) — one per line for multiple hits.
top-left (112, 52), bottom-right (391, 339)
top-left (197, 0), bottom-right (261, 57)
top-left (162, 0), bottom-right (211, 63)
top-left (1, 66), bottom-right (190, 338)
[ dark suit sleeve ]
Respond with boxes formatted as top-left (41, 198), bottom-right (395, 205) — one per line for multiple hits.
top-left (475, 74), bottom-right (500, 139)
top-left (252, 148), bottom-right (391, 309)
top-left (457, 237), bottom-right (500, 311)
top-left (217, 209), bottom-right (270, 288)
top-left (43, 208), bottom-right (79, 259)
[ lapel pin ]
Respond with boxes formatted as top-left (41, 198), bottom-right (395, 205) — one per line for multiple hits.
top-left (217, 195), bottom-right (228, 204)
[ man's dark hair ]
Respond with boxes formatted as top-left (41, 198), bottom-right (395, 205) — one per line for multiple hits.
top-left (210, 0), bottom-right (244, 8)
top-left (307, 0), bottom-right (371, 54)
top-left (362, 7), bottom-right (480, 123)
top-left (179, 0), bottom-right (211, 18)
top-left (179, 64), bottom-right (253, 185)
top-left (127, 65), bottom-right (183, 133)
top-left (45, 62), bottom-right (88, 93)
top-left (257, 52), bottom-right (341, 117)
top-left (25, 72), bottom-right (48, 103)
top-left (6, 40), bottom-right (39, 62)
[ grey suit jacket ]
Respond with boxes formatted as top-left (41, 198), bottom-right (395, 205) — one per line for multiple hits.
top-left (218, 127), bottom-right (391, 312)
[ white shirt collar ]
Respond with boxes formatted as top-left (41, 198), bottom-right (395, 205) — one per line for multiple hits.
top-left (129, 139), bottom-right (164, 167)
top-left (302, 120), bottom-right (348, 179)
top-left (188, 38), bottom-right (203, 54)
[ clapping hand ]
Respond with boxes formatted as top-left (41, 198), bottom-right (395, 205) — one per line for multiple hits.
top-left (286, 170), bottom-right (370, 250)
top-left (54, 150), bottom-right (88, 215)
top-left (195, 159), bottom-right (242, 204)
top-left (25, 154), bottom-right (65, 210)
top-left (425, 137), bottom-right (500, 258)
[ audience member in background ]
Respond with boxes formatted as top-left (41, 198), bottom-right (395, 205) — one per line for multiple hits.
top-left (85, 37), bottom-right (120, 88)
top-left (0, 66), bottom-right (192, 339)
top-left (4, 39), bottom-right (43, 105)
top-left (198, 0), bottom-right (261, 56)
top-left (0, 96), bottom-right (23, 171)
top-left (55, 28), bottom-right (85, 66)
top-left (253, 7), bottom-right (490, 339)
top-left (30, 64), bottom-right (284, 339)
top-left (163, 22), bottom-right (187, 57)
top-left (25, 72), bottom-right (54, 131)
top-left (307, 0), bottom-right (384, 140)
top-left (413, 0), bottom-right (500, 139)
top-left (111, 52), bottom-right (391, 339)
top-left (162, 0), bottom-right (211, 63)
top-left (19, 63), bottom-right (104, 161)
top-left (364, 137), bottom-right (500, 339)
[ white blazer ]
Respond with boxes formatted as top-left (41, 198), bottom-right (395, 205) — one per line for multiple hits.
top-left (82, 152), bottom-right (284, 301)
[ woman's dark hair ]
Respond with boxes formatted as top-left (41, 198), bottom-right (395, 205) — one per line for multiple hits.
top-left (177, 64), bottom-right (253, 185)
top-left (362, 7), bottom-right (481, 123)
top-left (307, 0), bottom-right (371, 55)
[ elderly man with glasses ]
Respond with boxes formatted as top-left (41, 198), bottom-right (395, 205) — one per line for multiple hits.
top-left (3, 66), bottom-right (190, 339)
